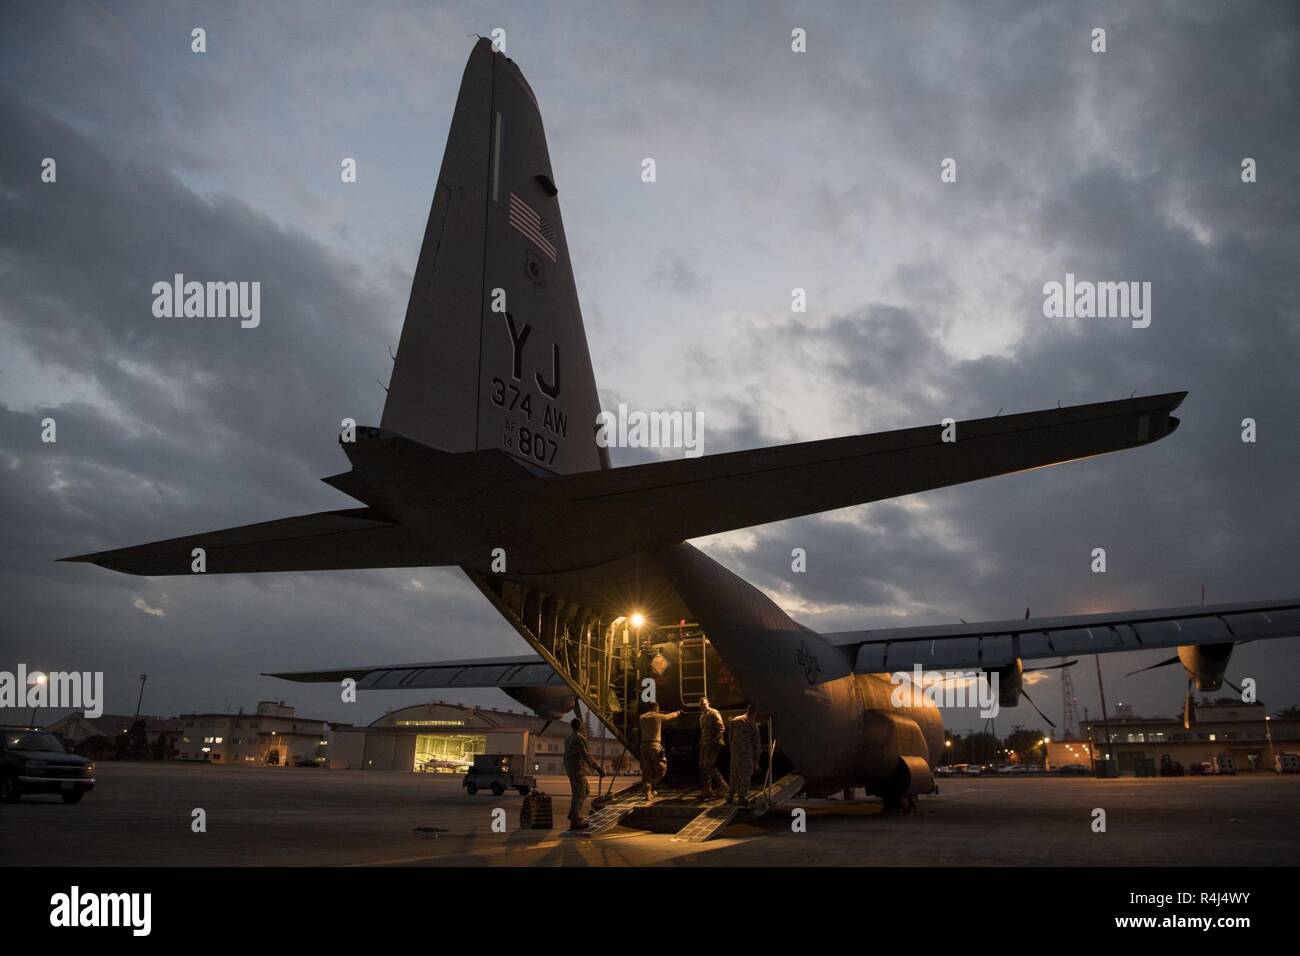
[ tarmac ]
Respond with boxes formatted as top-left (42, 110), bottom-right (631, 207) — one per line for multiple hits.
top-left (3, 762), bottom-right (1298, 866)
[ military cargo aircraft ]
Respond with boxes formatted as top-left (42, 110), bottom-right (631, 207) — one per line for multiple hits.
top-left (66, 39), bottom-right (1299, 811)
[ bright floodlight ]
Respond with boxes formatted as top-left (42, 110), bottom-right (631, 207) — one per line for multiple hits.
top-left (630, 613), bottom-right (646, 628)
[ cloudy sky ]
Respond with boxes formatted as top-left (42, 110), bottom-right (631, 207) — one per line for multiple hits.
top-left (1, 1), bottom-right (1296, 736)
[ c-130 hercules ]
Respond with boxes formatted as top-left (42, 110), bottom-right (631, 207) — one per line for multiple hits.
top-left (68, 39), bottom-right (1299, 812)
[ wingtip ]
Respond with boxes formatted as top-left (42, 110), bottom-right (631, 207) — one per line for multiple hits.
top-left (56, 552), bottom-right (143, 575)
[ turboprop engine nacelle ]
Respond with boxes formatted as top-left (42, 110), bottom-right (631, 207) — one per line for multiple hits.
top-left (995, 659), bottom-right (1024, 708)
top-left (503, 685), bottom-right (578, 720)
top-left (1177, 642), bottom-right (1234, 691)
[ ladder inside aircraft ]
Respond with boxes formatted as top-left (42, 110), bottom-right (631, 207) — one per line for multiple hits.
top-left (678, 634), bottom-right (708, 705)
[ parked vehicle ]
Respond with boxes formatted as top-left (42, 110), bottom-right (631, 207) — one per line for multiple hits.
top-left (1275, 753), bottom-right (1299, 774)
top-left (462, 753), bottom-right (535, 796)
top-left (0, 728), bottom-right (95, 804)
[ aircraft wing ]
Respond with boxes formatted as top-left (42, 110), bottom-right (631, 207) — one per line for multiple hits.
top-left (266, 655), bottom-right (561, 690)
top-left (525, 392), bottom-right (1187, 542)
top-left (60, 507), bottom-right (451, 576)
top-left (821, 599), bottom-right (1300, 672)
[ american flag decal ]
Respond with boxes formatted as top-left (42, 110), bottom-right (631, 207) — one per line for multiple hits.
top-left (509, 192), bottom-right (558, 262)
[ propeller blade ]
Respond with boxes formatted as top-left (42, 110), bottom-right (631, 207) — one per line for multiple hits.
top-left (1125, 655), bottom-right (1181, 678)
top-left (1025, 660), bottom-right (1079, 672)
top-left (1223, 677), bottom-right (1244, 695)
top-left (1020, 687), bottom-right (1057, 729)
top-left (1183, 679), bottom-right (1195, 730)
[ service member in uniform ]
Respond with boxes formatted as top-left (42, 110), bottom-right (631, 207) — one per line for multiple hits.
top-left (726, 704), bottom-right (761, 805)
top-left (698, 696), bottom-right (727, 799)
top-left (637, 702), bottom-right (682, 801)
top-left (563, 717), bottom-right (603, 829)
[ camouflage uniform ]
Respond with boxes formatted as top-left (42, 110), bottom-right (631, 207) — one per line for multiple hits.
top-left (637, 710), bottom-right (680, 796)
top-left (727, 712), bottom-right (761, 804)
top-left (698, 704), bottom-right (727, 798)
top-left (563, 728), bottom-right (601, 826)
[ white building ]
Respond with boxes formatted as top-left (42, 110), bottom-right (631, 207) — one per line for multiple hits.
top-left (176, 700), bottom-right (333, 766)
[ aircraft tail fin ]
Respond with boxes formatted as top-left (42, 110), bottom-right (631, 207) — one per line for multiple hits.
top-left (381, 38), bottom-right (607, 474)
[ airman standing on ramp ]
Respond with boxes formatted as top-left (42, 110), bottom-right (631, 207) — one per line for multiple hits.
top-left (727, 704), bottom-right (761, 806)
top-left (698, 696), bottom-right (727, 799)
top-left (563, 718), bottom-right (603, 830)
top-left (638, 702), bottom-right (681, 801)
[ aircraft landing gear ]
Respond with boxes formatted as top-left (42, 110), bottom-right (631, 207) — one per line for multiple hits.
top-left (881, 791), bottom-right (919, 815)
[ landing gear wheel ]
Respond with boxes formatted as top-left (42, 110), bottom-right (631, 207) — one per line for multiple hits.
top-left (881, 790), bottom-right (917, 815)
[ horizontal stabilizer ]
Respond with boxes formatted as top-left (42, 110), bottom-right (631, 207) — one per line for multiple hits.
top-left (266, 655), bottom-right (560, 690)
top-left (521, 392), bottom-right (1187, 544)
top-left (824, 598), bottom-right (1300, 672)
top-left (60, 507), bottom-right (451, 576)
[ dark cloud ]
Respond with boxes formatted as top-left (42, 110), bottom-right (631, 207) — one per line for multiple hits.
top-left (1, 1), bottom-right (1296, 740)
top-left (649, 255), bottom-right (708, 295)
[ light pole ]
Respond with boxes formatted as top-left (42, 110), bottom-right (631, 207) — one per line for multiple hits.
top-left (28, 672), bottom-right (47, 727)
top-left (1093, 654), bottom-right (1113, 769)
top-left (134, 674), bottom-right (148, 719)
top-left (1265, 714), bottom-right (1276, 769)
top-left (945, 738), bottom-right (953, 766)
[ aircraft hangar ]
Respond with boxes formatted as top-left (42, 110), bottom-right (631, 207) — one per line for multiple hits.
top-left (327, 700), bottom-right (627, 774)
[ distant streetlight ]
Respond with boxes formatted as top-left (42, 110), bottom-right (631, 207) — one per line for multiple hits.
top-left (134, 674), bottom-right (148, 719)
top-left (28, 672), bottom-right (47, 727)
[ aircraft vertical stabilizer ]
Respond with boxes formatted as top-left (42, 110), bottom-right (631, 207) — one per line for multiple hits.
top-left (382, 38), bottom-right (607, 475)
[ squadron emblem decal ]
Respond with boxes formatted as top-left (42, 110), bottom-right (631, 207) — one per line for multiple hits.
top-left (796, 639), bottom-right (820, 685)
